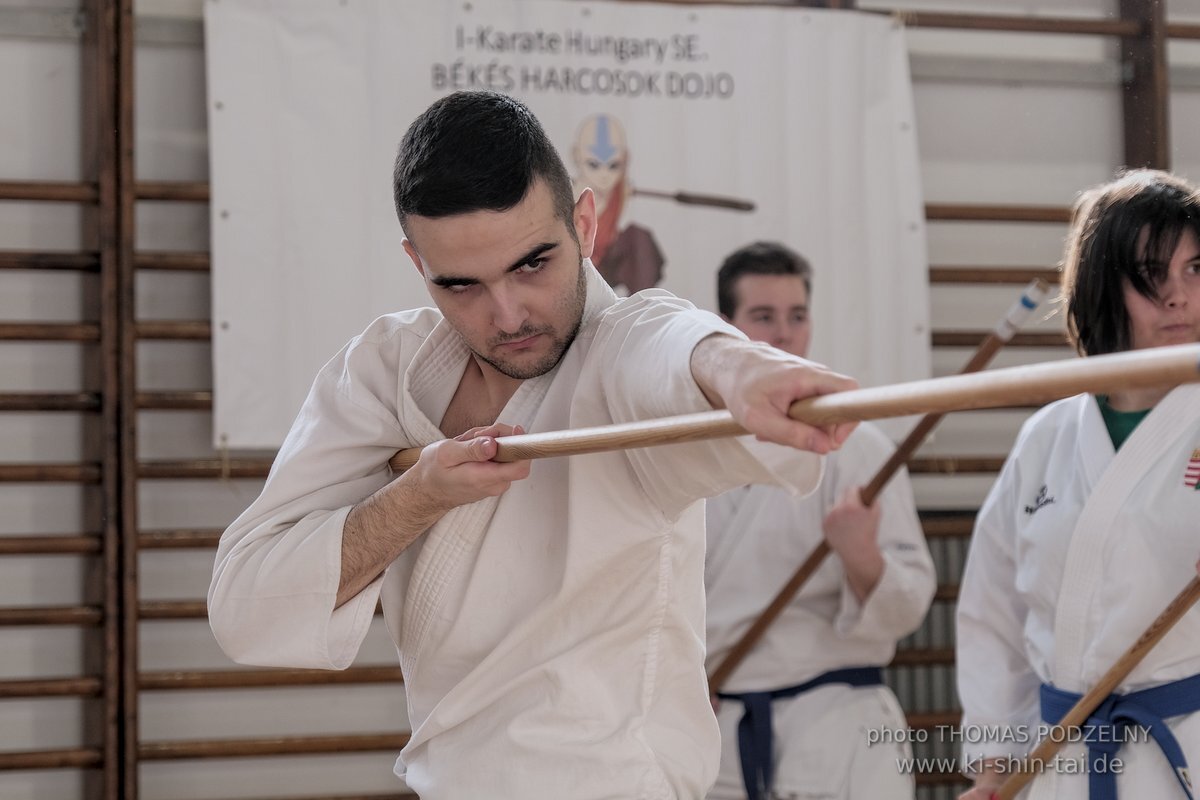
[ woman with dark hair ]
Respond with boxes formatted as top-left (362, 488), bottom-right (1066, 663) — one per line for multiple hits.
top-left (956, 169), bottom-right (1200, 800)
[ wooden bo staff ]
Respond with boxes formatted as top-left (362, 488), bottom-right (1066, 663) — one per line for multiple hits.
top-left (706, 279), bottom-right (1050, 692)
top-left (632, 187), bottom-right (756, 212)
top-left (386, 340), bottom-right (1200, 474)
top-left (991, 574), bottom-right (1200, 800)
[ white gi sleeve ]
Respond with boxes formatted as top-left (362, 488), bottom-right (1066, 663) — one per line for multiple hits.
top-left (589, 292), bottom-right (823, 519)
top-left (208, 326), bottom-right (412, 670)
top-left (830, 425), bottom-right (937, 640)
top-left (956, 444), bottom-right (1042, 766)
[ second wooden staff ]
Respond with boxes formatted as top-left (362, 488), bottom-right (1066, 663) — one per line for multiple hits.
top-left (706, 279), bottom-right (1050, 692)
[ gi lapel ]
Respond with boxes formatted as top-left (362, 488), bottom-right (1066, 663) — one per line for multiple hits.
top-left (1053, 386), bottom-right (1200, 687)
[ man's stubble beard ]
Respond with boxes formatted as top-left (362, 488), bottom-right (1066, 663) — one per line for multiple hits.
top-left (476, 260), bottom-right (588, 380)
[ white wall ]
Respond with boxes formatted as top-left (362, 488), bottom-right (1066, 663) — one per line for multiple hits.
top-left (4, 0), bottom-right (1200, 797)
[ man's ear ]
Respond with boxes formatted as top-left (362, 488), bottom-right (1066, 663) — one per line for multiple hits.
top-left (573, 187), bottom-right (598, 260)
top-left (720, 313), bottom-right (732, 323)
top-left (402, 238), bottom-right (425, 277)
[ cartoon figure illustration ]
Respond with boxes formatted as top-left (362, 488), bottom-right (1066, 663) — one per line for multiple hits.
top-left (571, 113), bottom-right (755, 296)
top-left (571, 114), bottom-right (663, 295)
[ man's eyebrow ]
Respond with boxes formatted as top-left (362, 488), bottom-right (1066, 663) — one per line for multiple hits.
top-left (506, 242), bottom-right (558, 273)
top-left (744, 304), bottom-right (807, 314)
top-left (430, 273), bottom-right (478, 288)
top-left (428, 242), bottom-right (560, 288)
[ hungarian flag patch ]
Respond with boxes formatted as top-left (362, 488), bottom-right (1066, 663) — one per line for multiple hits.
top-left (1186, 449), bottom-right (1200, 489)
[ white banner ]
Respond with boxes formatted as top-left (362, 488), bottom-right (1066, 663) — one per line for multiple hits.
top-left (206, 0), bottom-right (929, 449)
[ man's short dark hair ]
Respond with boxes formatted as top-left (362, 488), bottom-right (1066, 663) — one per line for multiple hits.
top-left (393, 91), bottom-right (576, 237)
top-left (716, 241), bottom-right (813, 318)
top-left (1063, 169), bottom-right (1200, 356)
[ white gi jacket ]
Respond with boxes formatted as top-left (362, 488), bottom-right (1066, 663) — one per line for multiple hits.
top-left (704, 424), bottom-right (936, 799)
top-left (957, 385), bottom-right (1200, 799)
top-left (208, 265), bottom-right (823, 800)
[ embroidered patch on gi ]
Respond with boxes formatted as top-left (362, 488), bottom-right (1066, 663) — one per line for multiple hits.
top-left (1185, 449), bottom-right (1200, 489)
top-left (1024, 485), bottom-right (1055, 515)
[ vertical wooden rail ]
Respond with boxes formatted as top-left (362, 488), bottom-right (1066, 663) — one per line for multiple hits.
top-left (1120, 0), bottom-right (1169, 168)
top-left (115, 0), bottom-right (139, 797)
top-left (81, 2), bottom-right (121, 798)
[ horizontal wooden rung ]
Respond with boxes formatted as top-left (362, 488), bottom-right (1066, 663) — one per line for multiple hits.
top-left (0, 323), bottom-right (100, 342)
top-left (138, 459), bottom-right (273, 480)
top-left (909, 457), bottom-right (1005, 474)
top-left (139, 665), bottom-right (404, 691)
top-left (139, 600), bottom-right (207, 620)
top-left (135, 182), bottom-right (210, 202)
top-left (187, 795), bottom-right (416, 800)
top-left (0, 605), bottom-right (103, 626)
top-left (934, 584), bottom-right (960, 603)
top-left (932, 330), bottom-right (1067, 348)
top-left (929, 266), bottom-right (1061, 285)
top-left (0, 747), bottom-right (103, 771)
top-left (137, 391), bottom-right (213, 410)
top-left (915, 770), bottom-right (971, 787)
top-left (918, 511), bottom-right (975, 538)
top-left (925, 203), bottom-right (1072, 224)
top-left (134, 251), bottom-right (210, 271)
top-left (899, 10), bottom-right (1138, 37)
top-left (133, 457), bottom-right (1009, 482)
top-left (0, 181), bottom-right (98, 203)
top-left (139, 529), bottom-right (222, 549)
top-left (135, 320), bottom-right (211, 340)
top-left (0, 251), bottom-right (99, 271)
top-left (0, 463), bottom-right (103, 483)
top-left (0, 675), bottom-right (103, 698)
top-left (890, 647), bottom-right (955, 667)
top-left (139, 732), bottom-right (410, 760)
top-left (906, 709), bottom-right (962, 730)
top-left (0, 534), bottom-right (102, 555)
top-left (0, 392), bottom-right (101, 412)
top-left (1169, 22), bottom-right (1200, 39)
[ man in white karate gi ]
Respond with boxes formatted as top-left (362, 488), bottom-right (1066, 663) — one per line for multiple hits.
top-left (703, 243), bottom-right (936, 800)
top-left (208, 92), bottom-right (859, 800)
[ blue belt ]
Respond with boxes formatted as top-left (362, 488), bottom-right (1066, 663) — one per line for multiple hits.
top-left (716, 666), bottom-right (884, 800)
top-left (1040, 673), bottom-right (1200, 800)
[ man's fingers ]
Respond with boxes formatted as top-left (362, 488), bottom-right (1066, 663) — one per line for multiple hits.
top-left (432, 435), bottom-right (498, 467)
top-left (805, 367), bottom-right (858, 397)
top-left (466, 436), bottom-right (498, 462)
top-left (830, 421), bottom-right (857, 448)
top-left (749, 408), bottom-right (833, 454)
top-left (454, 423), bottom-right (519, 442)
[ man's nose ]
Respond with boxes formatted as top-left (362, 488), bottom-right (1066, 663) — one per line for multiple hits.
top-left (773, 320), bottom-right (791, 345)
top-left (491, 285), bottom-right (529, 333)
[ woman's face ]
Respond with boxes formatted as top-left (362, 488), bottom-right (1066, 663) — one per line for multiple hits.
top-left (1124, 226), bottom-right (1200, 350)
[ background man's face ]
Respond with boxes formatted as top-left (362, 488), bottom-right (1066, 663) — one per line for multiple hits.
top-left (726, 273), bottom-right (812, 359)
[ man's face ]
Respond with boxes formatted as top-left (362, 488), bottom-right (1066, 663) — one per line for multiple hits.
top-left (725, 273), bottom-right (812, 358)
top-left (402, 179), bottom-right (597, 380)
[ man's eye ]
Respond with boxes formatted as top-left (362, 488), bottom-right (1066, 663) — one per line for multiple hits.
top-left (517, 259), bottom-right (546, 274)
